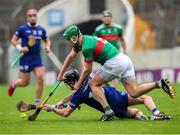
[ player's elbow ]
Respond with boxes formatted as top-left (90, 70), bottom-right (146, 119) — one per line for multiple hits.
top-left (127, 91), bottom-right (139, 98)
top-left (57, 109), bottom-right (71, 118)
top-left (11, 38), bottom-right (16, 46)
top-left (61, 111), bottom-right (70, 118)
top-left (10, 38), bottom-right (14, 44)
top-left (11, 35), bottom-right (18, 45)
top-left (64, 113), bottom-right (70, 118)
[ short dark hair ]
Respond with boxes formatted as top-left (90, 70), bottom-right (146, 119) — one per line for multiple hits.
top-left (103, 10), bottom-right (112, 17)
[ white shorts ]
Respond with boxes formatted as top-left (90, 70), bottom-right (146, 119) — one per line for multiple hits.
top-left (96, 53), bottom-right (135, 82)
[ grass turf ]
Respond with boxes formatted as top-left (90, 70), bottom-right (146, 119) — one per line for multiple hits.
top-left (0, 83), bottom-right (179, 134)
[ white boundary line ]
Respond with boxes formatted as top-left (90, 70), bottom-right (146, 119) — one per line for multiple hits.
top-left (0, 133), bottom-right (180, 135)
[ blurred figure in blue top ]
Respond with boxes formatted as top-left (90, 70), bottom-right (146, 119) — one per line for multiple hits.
top-left (8, 8), bottom-right (51, 105)
top-left (43, 69), bottom-right (172, 121)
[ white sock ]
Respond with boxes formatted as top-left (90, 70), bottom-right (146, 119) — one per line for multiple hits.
top-left (105, 109), bottom-right (113, 115)
top-left (157, 80), bottom-right (162, 88)
top-left (153, 110), bottom-right (160, 116)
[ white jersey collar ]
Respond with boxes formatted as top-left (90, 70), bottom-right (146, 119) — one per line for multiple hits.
top-left (27, 22), bottom-right (38, 27)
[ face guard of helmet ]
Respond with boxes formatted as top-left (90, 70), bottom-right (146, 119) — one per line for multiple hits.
top-left (63, 25), bottom-right (80, 44)
top-left (63, 69), bottom-right (80, 90)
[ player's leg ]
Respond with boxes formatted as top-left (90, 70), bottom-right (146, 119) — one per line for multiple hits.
top-left (33, 66), bottom-right (45, 104)
top-left (89, 75), bottom-right (109, 109)
top-left (126, 107), bottom-right (149, 120)
top-left (16, 72), bottom-right (30, 86)
top-left (8, 58), bottom-right (32, 96)
top-left (123, 78), bottom-right (158, 98)
top-left (141, 95), bottom-right (172, 120)
top-left (123, 78), bottom-right (175, 98)
top-left (128, 95), bottom-right (172, 120)
top-left (8, 72), bottom-right (30, 96)
top-left (89, 70), bottom-right (116, 121)
top-left (121, 56), bottom-right (175, 98)
top-left (118, 53), bottom-right (175, 98)
top-left (91, 54), bottom-right (122, 109)
top-left (118, 54), bottom-right (158, 97)
top-left (128, 95), bottom-right (160, 114)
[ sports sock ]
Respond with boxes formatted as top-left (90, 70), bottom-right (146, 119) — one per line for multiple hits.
top-left (152, 108), bottom-right (160, 115)
top-left (103, 106), bottom-right (113, 115)
top-left (155, 80), bottom-right (162, 88)
top-left (35, 98), bottom-right (41, 104)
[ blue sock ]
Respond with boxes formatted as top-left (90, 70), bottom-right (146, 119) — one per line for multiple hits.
top-left (35, 98), bottom-right (41, 104)
top-left (152, 108), bottom-right (160, 115)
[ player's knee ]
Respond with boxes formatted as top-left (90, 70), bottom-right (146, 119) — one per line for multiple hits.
top-left (89, 82), bottom-right (99, 92)
top-left (89, 79), bottom-right (101, 87)
top-left (37, 75), bottom-right (44, 83)
top-left (127, 108), bottom-right (140, 118)
top-left (21, 80), bottom-right (30, 86)
top-left (128, 91), bottom-right (139, 98)
top-left (125, 86), bottom-right (138, 98)
top-left (89, 81), bottom-right (95, 88)
top-left (144, 95), bottom-right (152, 102)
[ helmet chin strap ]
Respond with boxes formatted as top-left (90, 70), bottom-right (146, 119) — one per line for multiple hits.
top-left (72, 42), bottom-right (80, 51)
top-left (70, 35), bottom-right (79, 43)
top-left (76, 35), bottom-right (82, 47)
top-left (72, 35), bottom-right (81, 50)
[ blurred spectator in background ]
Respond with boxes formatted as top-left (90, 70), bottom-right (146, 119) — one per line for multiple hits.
top-left (93, 10), bottom-right (126, 54)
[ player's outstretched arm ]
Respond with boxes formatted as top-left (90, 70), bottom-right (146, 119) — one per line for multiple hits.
top-left (17, 100), bottom-right (40, 112)
top-left (54, 105), bottom-right (74, 117)
top-left (43, 104), bottom-right (74, 118)
top-left (56, 90), bottom-right (76, 108)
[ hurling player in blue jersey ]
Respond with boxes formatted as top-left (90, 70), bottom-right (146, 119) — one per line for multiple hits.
top-left (43, 69), bottom-right (172, 121)
top-left (8, 8), bottom-right (51, 104)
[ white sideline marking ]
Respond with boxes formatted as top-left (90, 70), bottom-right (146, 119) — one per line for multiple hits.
top-left (1, 134), bottom-right (180, 135)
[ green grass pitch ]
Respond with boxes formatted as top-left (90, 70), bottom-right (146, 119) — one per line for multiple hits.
top-left (0, 83), bottom-right (180, 134)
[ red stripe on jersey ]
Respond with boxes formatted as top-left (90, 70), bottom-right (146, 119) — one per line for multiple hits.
top-left (94, 40), bottom-right (104, 59)
top-left (84, 60), bottom-right (93, 64)
top-left (100, 34), bottom-right (120, 41)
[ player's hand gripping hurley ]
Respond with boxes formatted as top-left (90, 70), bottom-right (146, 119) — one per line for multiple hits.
top-left (11, 35), bottom-right (36, 68)
top-left (27, 80), bottom-right (62, 121)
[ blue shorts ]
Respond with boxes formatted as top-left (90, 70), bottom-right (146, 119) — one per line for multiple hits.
top-left (103, 86), bottom-right (128, 118)
top-left (110, 93), bottom-right (128, 118)
top-left (19, 55), bottom-right (43, 73)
